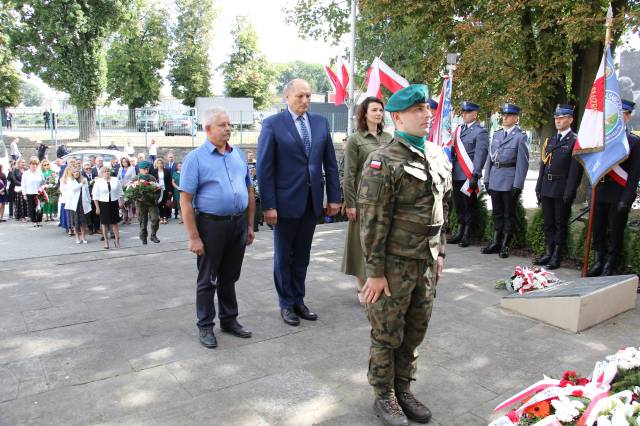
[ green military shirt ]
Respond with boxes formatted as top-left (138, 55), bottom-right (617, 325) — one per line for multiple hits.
top-left (357, 136), bottom-right (452, 278)
top-left (343, 130), bottom-right (393, 209)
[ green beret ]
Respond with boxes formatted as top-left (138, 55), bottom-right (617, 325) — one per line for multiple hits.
top-left (139, 160), bottom-right (151, 169)
top-left (385, 84), bottom-right (430, 112)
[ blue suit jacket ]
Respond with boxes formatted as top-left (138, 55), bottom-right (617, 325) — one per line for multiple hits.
top-left (257, 110), bottom-right (340, 218)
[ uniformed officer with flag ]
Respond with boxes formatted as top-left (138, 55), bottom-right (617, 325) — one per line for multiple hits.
top-left (587, 99), bottom-right (640, 276)
top-left (482, 103), bottom-right (529, 258)
top-left (448, 101), bottom-right (489, 247)
top-left (534, 105), bottom-right (583, 269)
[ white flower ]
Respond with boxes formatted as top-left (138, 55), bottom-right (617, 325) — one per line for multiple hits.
top-left (551, 396), bottom-right (585, 422)
top-left (597, 416), bottom-right (612, 426)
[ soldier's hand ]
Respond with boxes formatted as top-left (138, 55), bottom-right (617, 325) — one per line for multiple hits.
top-left (325, 203), bottom-right (341, 217)
top-left (436, 256), bottom-right (444, 286)
top-left (346, 208), bottom-right (357, 222)
top-left (469, 174), bottom-right (479, 190)
top-left (511, 187), bottom-right (522, 198)
top-left (362, 277), bottom-right (391, 304)
top-left (536, 192), bottom-right (542, 205)
top-left (189, 237), bottom-right (205, 256)
top-left (264, 209), bottom-right (277, 226)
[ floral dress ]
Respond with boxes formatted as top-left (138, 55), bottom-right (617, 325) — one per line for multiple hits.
top-left (41, 170), bottom-right (57, 215)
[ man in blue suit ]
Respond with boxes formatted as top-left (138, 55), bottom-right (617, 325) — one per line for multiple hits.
top-left (257, 79), bottom-right (341, 326)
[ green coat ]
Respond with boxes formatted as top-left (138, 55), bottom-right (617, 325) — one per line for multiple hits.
top-left (341, 130), bottom-right (392, 280)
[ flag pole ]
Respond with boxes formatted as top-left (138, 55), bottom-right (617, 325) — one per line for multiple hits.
top-left (346, 0), bottom-right (357, 136)
top-left (581, 4), bottom-right (613, 277)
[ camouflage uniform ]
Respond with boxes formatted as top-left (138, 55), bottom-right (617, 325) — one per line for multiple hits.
top-left (131, 174), bottom-right (160, 241)
top-left (358, 136), bottom-right (451, 398)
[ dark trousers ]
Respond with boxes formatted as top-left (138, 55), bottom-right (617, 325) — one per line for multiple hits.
top-left (541, 196), bottom-right (570, 247)
top-left (452, 179), bottom-right (478, 226)
top-left (26, 194), bottom-right (41, 223)
top-left (196, 213), bottom-right (247, 329)
top-left (273, 194), bottom-right (318, 309)
top-left (592, 201), bottom-right (629, 258)
top-left (491, 190), bottom-right (516, 234)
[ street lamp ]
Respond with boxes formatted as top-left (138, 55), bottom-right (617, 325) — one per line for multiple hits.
top-left (446, 52), bottom-right (459, 76)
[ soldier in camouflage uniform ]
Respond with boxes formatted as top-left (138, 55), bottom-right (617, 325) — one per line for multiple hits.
top-left (131, 161), bottom-right (160, 245)
top-left (358, 85), bottom-right (451, 426)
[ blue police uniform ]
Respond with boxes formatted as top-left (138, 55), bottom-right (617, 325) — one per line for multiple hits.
top-left (448, 101), bottom-right (489, 246)
top-left (534, 105), bottom-right (583, 269)
top-left (482, 103), bottom-right (530, 258)
top-left (587, 99), bottom-right (640, 276)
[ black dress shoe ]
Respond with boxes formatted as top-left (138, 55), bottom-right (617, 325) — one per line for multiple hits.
top-left (293, 303), bottom-right (318, 321)
top-left (141, 238), bottom-right (148, 245)
top-left (198, 328), bottom-right (217, 348)
top-left (220, 320), bottom-right (252, 338)
top-left (281, 309), bottom-right (300, 326)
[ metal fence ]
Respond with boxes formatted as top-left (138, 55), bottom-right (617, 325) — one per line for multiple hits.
top-left (0, 107), bottom-right (350, 148)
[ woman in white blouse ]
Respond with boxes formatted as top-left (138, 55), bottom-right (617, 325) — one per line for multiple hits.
top-left (117, 157), bottom-right (136, 224)
top-left (62, 167), bottom-right (92, 244)
top-left (92, 167), bottom-right (124, 249)
top-left (22, 158), bottom-right (45, 227)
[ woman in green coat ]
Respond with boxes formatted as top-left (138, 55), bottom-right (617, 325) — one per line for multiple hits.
top-left (341, 97), bottom-right (392, 305)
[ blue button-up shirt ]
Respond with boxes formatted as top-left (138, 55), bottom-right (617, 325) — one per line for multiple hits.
top-left (288, 107), bottom-right (312, 145)
top-left (180, 140), bottom-right (251, 215)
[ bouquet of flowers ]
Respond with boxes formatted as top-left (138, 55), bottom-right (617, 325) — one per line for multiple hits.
top-left (124, 179), bottom-right (161, 206)
top-left (496, 266), bottom-right (560, 294)
top-left (43, 174), bottom-right (59, 205)
top-left (489, 346), bottom-right (640, 426)
top-left (35, 185), bottom-right (49, 212)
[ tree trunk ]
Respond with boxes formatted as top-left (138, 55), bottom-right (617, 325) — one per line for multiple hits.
top-left (0, 107), bottom-right (6, 127)
top-left (78, 108), bottom-right (97, 142)
top-left (128, 107), bottom-right (136, 130)
top-left (572, 42), bottom-right (603, 126)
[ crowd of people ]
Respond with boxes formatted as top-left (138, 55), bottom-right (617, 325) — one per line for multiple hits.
top-left (0, 138), bottom-right (183, 248)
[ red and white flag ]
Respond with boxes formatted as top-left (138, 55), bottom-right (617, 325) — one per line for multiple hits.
top-left (573, 55), bottom-right (605, 154)
top-left (324, 58), bottom-right (350, 106)
top-left (365, 57), bottom-right (409, 98)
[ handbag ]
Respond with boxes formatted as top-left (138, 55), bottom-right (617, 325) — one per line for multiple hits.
top-left (165, 198), bottom-right (175, 210)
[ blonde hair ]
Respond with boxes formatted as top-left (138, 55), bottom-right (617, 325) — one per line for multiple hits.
top-left (61, 165), bottom-right (75, 184)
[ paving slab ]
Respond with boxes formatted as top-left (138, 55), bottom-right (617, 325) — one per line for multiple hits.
top-left (0, 220), bottom-right (637, 425)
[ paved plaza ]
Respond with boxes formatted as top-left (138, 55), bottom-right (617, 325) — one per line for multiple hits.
top-left (0, 220), bottom-right (638, 425)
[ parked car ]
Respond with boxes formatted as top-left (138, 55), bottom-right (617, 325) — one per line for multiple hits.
top-left (62, 149), bottom-right (130, 168)
top-left (164, 115), bottom-right (196, 136)
top-left (0, 140), bottom-right (8, 173)
top-left (137, 109), bottom-right (160, 132)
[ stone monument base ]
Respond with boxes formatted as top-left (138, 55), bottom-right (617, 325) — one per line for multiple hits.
top-left (501, 275), bottom-right (638, 333)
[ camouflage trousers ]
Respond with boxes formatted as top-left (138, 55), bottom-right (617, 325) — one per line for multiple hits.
top-left (136, 202), bottom-right (159, 240)
top-left (366, 254), bottom-right (436, 398)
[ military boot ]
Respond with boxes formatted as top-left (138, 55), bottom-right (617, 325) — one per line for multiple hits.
top-left (499, 234), bottom-right (513, 258)
top-left (534, 243), bottom-right (554, 265)
top-left (395, 379), bottom-right (432, 423)
top-left (481, 231), bottom-right (502, 254)
top-left (447, 225), bottom-right (464, 244)
top-left (373, 395), bottom-right (409, 426)
top-left (458, 224), bottom-right (471, 247)
top-left (586, 251), bottom-right (605, 277)
top-left (602, 256), bottom-right (617, 276)
top-left (546, 245), bottom-right (563, 270)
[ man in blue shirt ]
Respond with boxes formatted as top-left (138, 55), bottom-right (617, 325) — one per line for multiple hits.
top-left (180, 107), bottom-right (255, 348)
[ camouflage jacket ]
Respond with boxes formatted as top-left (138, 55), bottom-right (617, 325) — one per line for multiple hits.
top-left (357, 136), bottom-right (452, 278)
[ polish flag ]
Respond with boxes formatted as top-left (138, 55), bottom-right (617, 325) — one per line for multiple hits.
top-left (325, 64), bottom-right (347, 106)
top-left (573, 55), bottom-right (605, 154)
top-left (337, 57), bottom-right (349, 94)
top-left (365, 57), bottom-right (409, 98)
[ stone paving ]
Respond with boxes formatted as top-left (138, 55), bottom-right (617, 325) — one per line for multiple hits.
top-left (0, 220), bottom-right (638, 426)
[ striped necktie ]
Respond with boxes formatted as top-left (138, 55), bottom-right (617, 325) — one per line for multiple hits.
top-left (297, 116), bottom-right (311, 155)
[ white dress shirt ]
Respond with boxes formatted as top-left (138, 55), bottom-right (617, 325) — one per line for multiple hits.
top-left (22, 169), bottom-right (44, 195)
top-left (92, 177), bottom-right (124, 202)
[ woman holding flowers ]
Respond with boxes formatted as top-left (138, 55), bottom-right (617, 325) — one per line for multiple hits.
top-left (40, 160), bottom-right (57, 221)
top-left (93, 167), bottom-right (124, 249)
top-left (22, 158), bottom-right (45, 227)
top-left (63, 167), bottom-right (92, 244)
top-left (118, 157), bottom-right (136, 224)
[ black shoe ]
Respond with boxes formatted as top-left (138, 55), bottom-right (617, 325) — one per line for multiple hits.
top-left (150, 235), bottom-right (160, 243)
top-left (446, 225), bottom-right (464, 244)
top-left (198, 328), bottom-right (218, 348)
top-left (373, 396), bottom-right (409, 426)
top-left (534, 243), bottom-right (555, 265)
top-left (141, 238), bottom-right (148, 245)
top-left (602, 256), bottom-right (617, 276)
top-left (396, 392), bottom-right (432, 423)
top-left (481, 231), bottom-right (502, 254)
top-left (499, 234), bottom-right (512, 259)
top-left (220, 320), bottom-right (252, 338)
top-left (586, 251), bottom-right (605, 277)
top-left (546, 245), bottom-right (563, 270)
top-left (100, 236), bottom-right (105, 241)
top-left (293, 303), bottom-right (318, 321)
top-left (458, 225), bottom-right (471, 247)
top-left (280, 309), bottom-right (300, 326)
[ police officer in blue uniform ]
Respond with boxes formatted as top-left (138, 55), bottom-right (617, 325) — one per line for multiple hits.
top-left (534, 105), bottom-right (583, 269)
top-left (482, 103), bottom-right (530, 258)
top-left (587, 99), bottom-right (640, 277)
top-left (448, 101), bottom-right (489, 247)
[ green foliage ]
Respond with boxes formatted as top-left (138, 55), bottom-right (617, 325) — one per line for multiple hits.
top-left (221, 17), bottom-right (275, 110)
top-left (274, 61), bottom-right (332, 94)
top-left (168, 0), bottom-right (216, 107)
top-left (527, 207), bottom-right (546, 255)
top-left (0, 5), bottom-right (22, 108)
top-left (629, 230), bottom-right (640, 277)
top-left (447, 190), bottom-right (490, 242)
top-left (610, 367), bottom-right (640, 394)
top-left (21, 80), bottom-right (43, 107)
top-left (483, 196), bottom-right (527, 248)
top-left (106, 1), bottom-right (169, 109)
